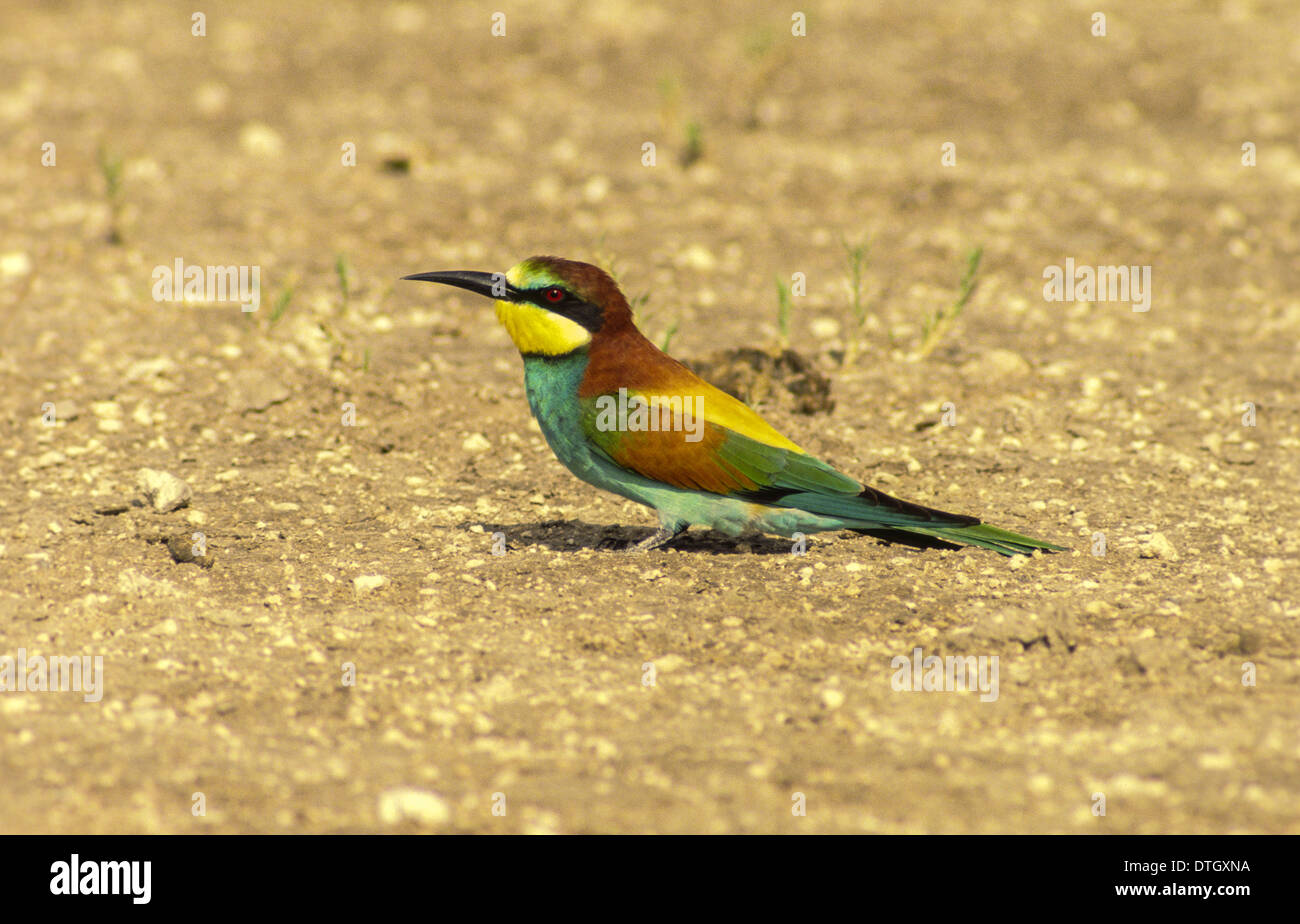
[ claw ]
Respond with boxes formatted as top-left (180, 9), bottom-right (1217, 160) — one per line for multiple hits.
top-left (626, 525), bottom-right (684, 552)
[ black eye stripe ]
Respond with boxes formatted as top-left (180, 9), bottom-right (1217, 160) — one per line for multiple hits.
top-left (527, 288), bottom-right (603, 333)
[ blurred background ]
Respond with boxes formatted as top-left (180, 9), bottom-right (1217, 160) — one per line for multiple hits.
top-left (5, 0), bottom-right (1297, 358)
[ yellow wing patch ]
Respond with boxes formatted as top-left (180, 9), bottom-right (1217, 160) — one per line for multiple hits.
top-left (687, 380), bottom-right (805, 453)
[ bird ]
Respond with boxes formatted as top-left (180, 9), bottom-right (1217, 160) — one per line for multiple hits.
top-left (403, 255), bottom-right (1065, 556)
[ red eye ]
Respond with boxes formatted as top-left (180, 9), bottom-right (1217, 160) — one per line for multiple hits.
top-left (544, 287), bottom-right (565, 303)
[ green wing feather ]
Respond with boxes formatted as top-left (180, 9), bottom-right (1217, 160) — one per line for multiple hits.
top-left (579, 391), bottom-right (1065, 555)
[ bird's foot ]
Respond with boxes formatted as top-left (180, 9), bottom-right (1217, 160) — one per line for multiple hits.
top-left (626, 526), bottom-right (684, 552)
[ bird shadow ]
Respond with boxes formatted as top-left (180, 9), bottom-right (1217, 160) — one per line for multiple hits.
top-left (454, 520), bottom-right (956, 556)
top-left (456, 519), bottom-right (797, 555)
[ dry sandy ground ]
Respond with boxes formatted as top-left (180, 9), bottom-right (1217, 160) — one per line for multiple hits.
top-left (1, 0), bottom-right (1297, 833)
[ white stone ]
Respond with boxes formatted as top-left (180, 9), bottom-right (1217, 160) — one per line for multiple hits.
top-left (378, 788), bottom-right (450, 826)
top-left (137, 468), bottom-right (192, 512)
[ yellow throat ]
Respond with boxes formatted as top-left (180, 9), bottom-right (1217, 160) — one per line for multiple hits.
top-left (493, 263), bottom-right (592, 356)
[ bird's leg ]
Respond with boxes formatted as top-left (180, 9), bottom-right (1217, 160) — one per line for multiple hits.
top-left (626, 524), bottom-right (685, 552)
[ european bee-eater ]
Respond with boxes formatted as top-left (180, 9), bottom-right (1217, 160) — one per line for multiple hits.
top-left (404, 256), bottom-right (1064, 556)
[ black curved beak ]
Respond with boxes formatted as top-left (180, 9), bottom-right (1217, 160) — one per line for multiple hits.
top-left (401, 270), bottom-right (522, 302)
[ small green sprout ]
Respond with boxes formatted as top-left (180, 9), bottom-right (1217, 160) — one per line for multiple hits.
top-left (841, 236), bottom-right (871, 365)
top-left (915, 246), bottom-right (982, 360)
top-left (96, 147), bottom-right (125, 244)
top-left (774, 275), bottom-right (793, 349)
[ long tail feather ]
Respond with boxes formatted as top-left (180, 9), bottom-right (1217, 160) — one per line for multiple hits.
top-left (905, 522), bottom-right (1067, 556)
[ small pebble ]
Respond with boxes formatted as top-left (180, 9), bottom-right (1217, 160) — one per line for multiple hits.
top-left (462, 433), bottom-right (492, 453)
top-left (138, 468), bottom-right (193, 512)
top-left (377, 788), bottom-right (450, 826)
top-left (354, 574), bottom-right (387, 594)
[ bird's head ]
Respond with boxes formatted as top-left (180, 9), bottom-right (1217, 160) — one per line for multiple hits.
top-left (404, 256), bottom-right (631, 357)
